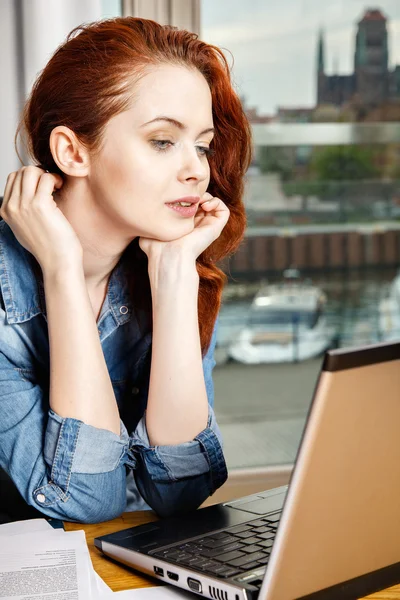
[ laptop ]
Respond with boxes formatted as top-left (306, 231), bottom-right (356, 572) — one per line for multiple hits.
top-left (95, 341), bottom-right (400, 600)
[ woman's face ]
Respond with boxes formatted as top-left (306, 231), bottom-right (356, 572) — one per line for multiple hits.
top-left (89, 64), bottom-right (214, 242)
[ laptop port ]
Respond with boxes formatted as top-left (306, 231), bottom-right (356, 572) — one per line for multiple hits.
top-left (187, 578), bottom-right (202, 593)
top-left (167, 571), bottom-right (179, 581)
top-left (154, 566), bottom-right (164, 577)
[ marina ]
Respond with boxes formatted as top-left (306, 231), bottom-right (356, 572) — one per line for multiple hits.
top-left (227, 269), bottom-right (336, 364)
top-left (214, 267), bottom-right (400, 470)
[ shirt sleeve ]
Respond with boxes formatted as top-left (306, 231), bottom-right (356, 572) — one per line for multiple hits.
top-left (0, 332), bottom-right (130, 524)
top-left (126, 315), bottom-right (228, 518)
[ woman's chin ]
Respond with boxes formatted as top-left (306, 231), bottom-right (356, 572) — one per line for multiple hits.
top-left (152, 222), bottom-right (195, 242)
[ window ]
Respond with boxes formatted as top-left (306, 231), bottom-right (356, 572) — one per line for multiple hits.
top-left (201, 0), bottom-right (400, 472)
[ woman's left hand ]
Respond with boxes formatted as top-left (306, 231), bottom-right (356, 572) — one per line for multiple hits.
top-left (139, 192), bottom-right (229, 266)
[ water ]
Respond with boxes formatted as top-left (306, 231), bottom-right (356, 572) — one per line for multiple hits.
top-left (216, 267), bottom-right (400, 363)
top-left (214, 267), bottom-right (400, 469)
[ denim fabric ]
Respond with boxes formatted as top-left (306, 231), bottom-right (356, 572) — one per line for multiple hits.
top-left (0, 220), bottom-right (227, 523)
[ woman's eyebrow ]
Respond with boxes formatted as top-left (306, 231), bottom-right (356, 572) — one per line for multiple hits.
top-left (140, 116), bottom-right (214, 136)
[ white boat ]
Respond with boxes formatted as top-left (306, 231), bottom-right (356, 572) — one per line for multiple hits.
top-left (378, 270), bottom-right (400, 342)
top-left (228, 270), bottom-right (336, 364)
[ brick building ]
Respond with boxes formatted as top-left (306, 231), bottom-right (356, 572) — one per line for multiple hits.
top-left (317, 8), bottom-right (400, 108)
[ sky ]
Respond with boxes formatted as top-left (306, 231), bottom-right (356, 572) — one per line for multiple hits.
top-left (201, 0), bottom-right (400, 115)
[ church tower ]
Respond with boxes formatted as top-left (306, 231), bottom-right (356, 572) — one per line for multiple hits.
top-left (354, 9), bottom-right (389, 105)
top-left (317, 28), bottom-right (326, 104)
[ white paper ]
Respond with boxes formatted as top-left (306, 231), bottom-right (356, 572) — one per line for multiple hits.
top-left (91, 558), bottom-right (112, 596)
top-left (0, 520), bottom-right (179, 599)
top-left (0, 529), bottom-right (94, 600)
top-left (0, 518), bottom-right (52, 536)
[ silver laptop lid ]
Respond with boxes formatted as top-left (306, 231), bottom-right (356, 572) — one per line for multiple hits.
top-left (262, 341), bottom-right (400, 600)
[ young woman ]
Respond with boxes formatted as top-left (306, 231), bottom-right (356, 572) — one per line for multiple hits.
top-left (0, 17), bottom-right (252, 523)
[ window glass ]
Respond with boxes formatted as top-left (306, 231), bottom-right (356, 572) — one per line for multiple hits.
top-left (202, 0), bottom-right (400, 470)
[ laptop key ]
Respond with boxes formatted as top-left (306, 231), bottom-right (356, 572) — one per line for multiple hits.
top-left (208, 563), bottom-right (237, 575)
top-left (199, 560), bottom-right (223, 571)
top-left (249, 519), bottom-right (268, 527)
top-left (201, 542), bottom-right (244, 558)
top-left (265, 514), bottom-right (281, 523)
top-left (241, 536), bottom-right (262, 545)
top-left (238, 560), bottom-right (267, 572)
top-left (155, 550), bottom-right (183, 559)
top-left (180, 555), bottom-right (202, 565)
top-left (258, 539), bottom-right (274, 548)
top-left (235, 530), bottom-right (259, 539)
top-left (209, 532), bottom-right (233, 540)
top-left (189, 558), bottom-right (211, 568)
top-left (242, 544), bottom-right (264, 554)
top-left (215, 549), bottom-right (246, 563)
top-left (227, 524), bottom-right (252, 534)
top-left (228, 553), bottom-right (269, 568)
top-left (256, 526), bottom-right (274, 534)
top-left (202, 535), bottom-right (237, 548)
top-left (241, 551), bottom-right (269, 564)
top-left (258, 532), bottom-right (276, 540)
top-left (174, 553), bottom-right (196, 563)
top-left (229, 552), bottom-right (268, 571)
top-left (183, 544), bottom-right (205, 553)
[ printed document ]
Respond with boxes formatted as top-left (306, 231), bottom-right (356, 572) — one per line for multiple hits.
top-left (0, 519), bottom-right (109, 599)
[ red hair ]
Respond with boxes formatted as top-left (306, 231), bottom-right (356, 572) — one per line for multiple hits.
top-left (16, 17), bottom-right (252, 356)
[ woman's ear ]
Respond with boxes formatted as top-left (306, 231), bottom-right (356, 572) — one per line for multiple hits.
top-left (49, 126), bottom-right (90, 178)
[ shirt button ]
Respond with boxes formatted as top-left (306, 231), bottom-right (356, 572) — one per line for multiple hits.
top-left (120, 306), bottom-right (129, 315)
top-left (132, 386), bottom-right (139, 395)
top-left (36, 493), bottom-right (46, 503)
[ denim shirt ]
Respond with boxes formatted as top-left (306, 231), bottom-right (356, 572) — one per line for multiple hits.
top-left (0, 220), bottom-right (227, 523)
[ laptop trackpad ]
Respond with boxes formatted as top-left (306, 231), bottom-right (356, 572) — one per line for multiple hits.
top-left (228, 495), bottom-right (285, 515)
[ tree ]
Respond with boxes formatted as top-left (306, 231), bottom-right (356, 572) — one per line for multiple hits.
top-left (257, 146), bottom-right (293, 181)
top-left (311, 145), bottom-right (377, 181)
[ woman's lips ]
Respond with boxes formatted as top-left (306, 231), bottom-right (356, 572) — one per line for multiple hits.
top-left (165, 203), bottom-right (199, 217)
top-left (165, 196), bottom-right (201, 217)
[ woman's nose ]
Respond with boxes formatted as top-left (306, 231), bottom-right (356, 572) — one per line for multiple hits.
top-left (178, 147), bottom-right (208, 183)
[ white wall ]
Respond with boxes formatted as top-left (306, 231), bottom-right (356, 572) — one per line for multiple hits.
top-left (0, 0), bottom-right (21, 195)
top-left (0, 0), bottom-right (103, 194)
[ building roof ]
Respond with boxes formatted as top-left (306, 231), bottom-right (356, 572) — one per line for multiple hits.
top-left (360, 9), bottom-right (386, 22)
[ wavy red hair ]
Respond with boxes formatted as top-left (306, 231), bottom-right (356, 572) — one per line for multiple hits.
top-left (15, 17), bottom-right (252, 356)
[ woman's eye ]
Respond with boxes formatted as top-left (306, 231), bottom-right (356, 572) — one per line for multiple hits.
top-left (196, 146), bottom-right (215, 158)
top-left (150, 140), bottom-right (174, 152)
top-left (150, 139), bottom-right (215, 158)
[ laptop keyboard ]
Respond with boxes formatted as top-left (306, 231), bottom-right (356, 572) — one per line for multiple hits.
top-left (151, 511), bottom-right (281, 583)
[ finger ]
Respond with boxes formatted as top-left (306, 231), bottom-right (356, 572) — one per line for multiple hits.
top-left (35, 171), bottom-right (64, 199)
top-left (8, 168), bottom-right (24, 212)
top-left (200, 197), bottom-right (226, 213)
top-left (198, 200), bottom-right (216, 216)
top-left (2, 172), bottom-right (18, 207)
top-left (19, 166), bottom-right (49, 209)
top-left (200, 192), bottom-right (213, 204)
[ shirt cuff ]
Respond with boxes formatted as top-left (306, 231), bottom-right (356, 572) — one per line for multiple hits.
top-left (127, 405), bottom-right (228, 490)
top-left (44, 409), bottom-right (129, 484)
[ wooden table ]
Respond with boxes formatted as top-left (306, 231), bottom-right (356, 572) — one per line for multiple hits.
top-left (65, 512), bottom-right (400, 598)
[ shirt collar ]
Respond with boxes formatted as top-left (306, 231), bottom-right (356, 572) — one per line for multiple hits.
top-left (0, 220), bottom-right (133, 326)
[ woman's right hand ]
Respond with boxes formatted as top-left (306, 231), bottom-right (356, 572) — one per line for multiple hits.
top-left (1, 166), bottom-right (83, 272)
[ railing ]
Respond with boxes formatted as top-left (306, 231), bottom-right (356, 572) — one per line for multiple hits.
top-left (251, 122), bottom-right (400, 147)
top-left (245, 178), bottom-right (400, 227)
